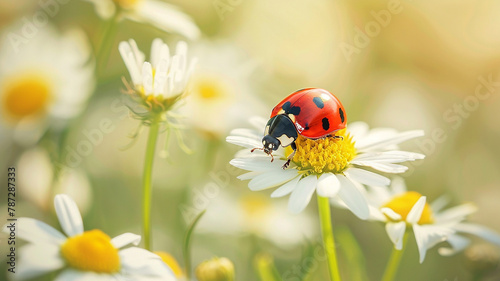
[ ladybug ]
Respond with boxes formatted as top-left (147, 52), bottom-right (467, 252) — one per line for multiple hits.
top-left (252, 88), bottom-right (347, 169)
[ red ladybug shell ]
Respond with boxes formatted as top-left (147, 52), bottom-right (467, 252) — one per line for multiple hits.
top-left (270, 88), bottom-right (346, 139)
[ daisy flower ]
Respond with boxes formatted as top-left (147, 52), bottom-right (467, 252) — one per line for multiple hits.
top-left (227, 117), bottom-right (425, 217)
top-left (83, 0), bottom-right (200, 40)
top-left (197, 193), bottom-right (317, 248)
top-left (119, 38), bottom-right (196, 115)
top-left (2, 194), bottom-right (176, 280)
top-left (180, 41), bottom-right (265, 138)
top-left (17, 147), bottom-right (92, 213)
top-left (0, 24), bottom-right (94, 145)
top-left (365, 178), bottom-right (500, 263)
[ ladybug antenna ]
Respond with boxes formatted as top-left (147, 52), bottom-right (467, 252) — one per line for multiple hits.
top-left (251, 147), bottom-right (264, 153)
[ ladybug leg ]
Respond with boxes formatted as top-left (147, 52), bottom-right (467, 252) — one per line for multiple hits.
top-left (329, 135), bottom-right (344, 141)
top-left (282, 142), bottom-right (296, 169)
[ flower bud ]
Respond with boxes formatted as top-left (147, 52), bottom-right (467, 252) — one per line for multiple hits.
top-left (195, 257), bottom-right (235, 281)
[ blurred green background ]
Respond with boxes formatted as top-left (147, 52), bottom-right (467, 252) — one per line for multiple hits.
top-left (1, 0), bottom-right (500, 280)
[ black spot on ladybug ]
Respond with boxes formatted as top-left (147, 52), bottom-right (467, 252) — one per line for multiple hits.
top-left (313, 97), bottom-right (324, 109)
top-left (339, 108), bottom-right (345, 123)
top-left (282, 101), bottom-right (301, 115)
top-left (289, 106), bottom-right (301, 115)
top-left (322, 117), bottom-right (330, 131)
top-left (282, 101), bottom-right (291, 112)
top-left (305, 123), bottom-right (310, 130)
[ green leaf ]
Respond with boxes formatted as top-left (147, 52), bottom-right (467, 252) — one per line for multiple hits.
top-left (336, 225), bottom-right (369, 281)
top-left (183, 209), bottom-right (206, 279)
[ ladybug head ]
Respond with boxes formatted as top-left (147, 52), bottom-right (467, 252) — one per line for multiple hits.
top-left (251, 115), bottom-right (298, 160)
top-left (262, 135), bottom-right (280, 154)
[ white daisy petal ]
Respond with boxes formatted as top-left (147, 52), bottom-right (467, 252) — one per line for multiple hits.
top-left (237, 171), bottom-right (262, 180)
top-left (120, 247), bottom-right (176, 278)
top-left (389, 177), bottom-right (407, 195)
top-left (351, 161), bottom-right (409, 173)
top-left (119, 41), bottom-right (141, 85)
top-left (344, 167), bottom-right (390, 187)
top-left (229, 158), bottom-right (281, 172)
top-left (142, 62), bottom-right (154, 96)
top-left (386, 222), bottom-right (406, 250)
top-left (381, 208), bottom-right (402, 221)
top-left (153, 59), bottom-right (168, 96)
top-left (356, 130), bottom-right (424, 152)
top-left (316, 173), bottom-right (341, 198)
top-left (135, 0), bottom-right (200, 40)
top-left (346, 121), bottom-right (369, 141)
top-left (16, 243), bottom-right (64, 280)
top-left (111, 233), bottom-right (141, 249)
top-left (438, 234), bottom-right (470, 256)
top-left (248, 169), bottom-right (299, 191)
top-left (226, 135), bottom-right (263, 149)
top-left (336, 175), bottom-right (369, 220)
top-left (54, 194), bottom-right (84, 237)
top-left (454, 223), bottom-right (500, 246)
top-left (128, 39), bottom-right (145, 67)
top-left (434, 203), bottom-right (477, 224)
top-left (413, 224), bottom-right (453, 263)
top-left (271, 176), bottom-right (301, 198)
top-left (369, 205), bottom-right (387, 221)
top-left (288, 176), bottom-right (318, 214)
top-left (406, 196), bottom-right (427, 224)
top-left (150, 38), bottom-right (164, 68)
top-left (353, 151), bottom-right (425, 163)
top-left (7, 218), bottom-right (66, 245)
top-left (430, 195), bottom-right (450, 213)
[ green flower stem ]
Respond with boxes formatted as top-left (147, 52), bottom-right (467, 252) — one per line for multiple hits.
top-left (381, 231), bottom-right (409, 281)
top-left (142, 117), bottom-right (161, 251)
top-left (317, 194), bottom-right (342, 281)
top-left (95, 12), bottom-right (120, 77)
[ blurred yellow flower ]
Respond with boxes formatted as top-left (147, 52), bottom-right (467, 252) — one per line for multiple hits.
top-left (155, 251), bottom-right (184, 278)
top-left (17, 147), bottom-right (92, 213)
top-left (0, 24), bottom-right (94, 145)
top-left (181, 41), bottom-right (265, 138)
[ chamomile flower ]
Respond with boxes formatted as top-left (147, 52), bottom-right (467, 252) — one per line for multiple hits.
top-left (197, 193), bottom-right (317, 247)
top-left (0, 24), bottom-right (94, 145)
top-left (119, 38), bottom-right (196, 116)
top-left (180, 41), bottom-right (264, 138)
top-left (17, 147), bottom-right (92, 213)
top-left (365, 178), bottom-right (500, 263)
top-left (2, 194), bottom-right (176, 280)
top-left (227, 117), bottom-right (424, 217)
top-left (83, 0), bottom-right (200, 40)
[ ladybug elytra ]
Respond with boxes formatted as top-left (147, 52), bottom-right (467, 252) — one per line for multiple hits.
top-left (252, 88), bottom-right (347, 169)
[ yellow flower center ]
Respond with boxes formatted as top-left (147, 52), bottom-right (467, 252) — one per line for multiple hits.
top-left (286, 130), bottom-right (356, 174)
top-left (61, 229), bottom-right (121, 273)
top-left (113, 0), bottom-right (140, 9)
top-left (2, 74), bottom-right (51, 119)
top-left (240, 194), bottom-right (271, 219)
top-left (154, 251), bottom-right (184, 277)
top-left (382, 191), bottom-right (434, 225)
top-left (193, 75), bottom-right (228, 100)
